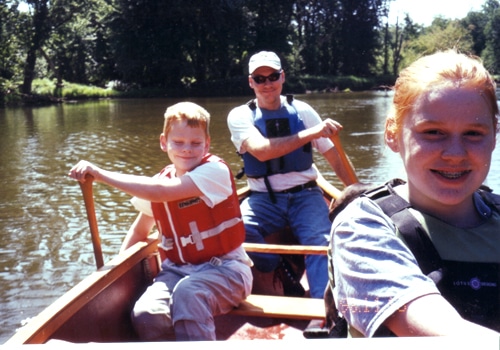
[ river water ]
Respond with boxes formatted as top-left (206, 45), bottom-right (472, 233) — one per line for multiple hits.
top-left (0, 92), bottom-right (499, 343)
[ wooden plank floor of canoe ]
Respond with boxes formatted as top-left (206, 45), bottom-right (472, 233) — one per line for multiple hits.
top-left (215, 314), bottom-right (310, 340)
top-left (215, 267), bottom-right (317, 340)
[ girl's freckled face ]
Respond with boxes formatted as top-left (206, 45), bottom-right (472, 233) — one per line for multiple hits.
top-left (394, 87), bottom-right (496, 211)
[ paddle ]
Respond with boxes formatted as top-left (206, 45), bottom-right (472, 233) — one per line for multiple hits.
top-left (314, 164), bottom-right (342, 200)
top-left (330, 133), bottom-right (358, 186)
top-left (79, 175), bottom-right (104, 269)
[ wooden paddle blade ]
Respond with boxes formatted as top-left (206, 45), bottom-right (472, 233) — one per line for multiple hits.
top-left (330, 134), bottom-right (358, 185)
top-left (78, 177), bottom-right (104, 269)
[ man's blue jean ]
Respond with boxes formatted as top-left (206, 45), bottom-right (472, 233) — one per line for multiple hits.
top-left (240, 186), bottom-right (330, 298)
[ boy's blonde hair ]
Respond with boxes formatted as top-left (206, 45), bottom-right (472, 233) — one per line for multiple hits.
top-left (163, 102), bottom-right (210, 138)
top-left (386, 50), bottom-right (499, 140)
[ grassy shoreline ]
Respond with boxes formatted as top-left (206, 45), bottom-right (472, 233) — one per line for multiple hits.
top-left (1, 75), bottom-right (397, 107)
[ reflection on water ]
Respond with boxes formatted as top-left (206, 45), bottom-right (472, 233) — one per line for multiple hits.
top-left (0, 92), bottom-right (499, 343)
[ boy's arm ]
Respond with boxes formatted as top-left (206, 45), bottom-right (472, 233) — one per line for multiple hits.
top-left (384, 293), bottom-right (499, 336)
top-left (69, 160), bottom-right (203, 202)
top-left (120, 212), bottom-right (156, 253)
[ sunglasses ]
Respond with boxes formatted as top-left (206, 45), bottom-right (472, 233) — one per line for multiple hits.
top-left (251, 71), bottom-right (282, 84)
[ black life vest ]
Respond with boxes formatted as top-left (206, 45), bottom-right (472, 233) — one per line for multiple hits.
top-left (366, 179), bottom-right (500, 331)
top-left (326, 179), bottom-right (500, 336)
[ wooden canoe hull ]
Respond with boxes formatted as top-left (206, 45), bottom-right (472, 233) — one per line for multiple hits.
top-left (7, 238), bottom-right (161, 344)
top-left (8, 238), bottom-right (329, 343)
top-left (8, 179), bottom-right (339, 344)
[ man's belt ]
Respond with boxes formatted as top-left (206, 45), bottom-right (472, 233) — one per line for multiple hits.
top-left (279, 180), bottom-right (317, 194)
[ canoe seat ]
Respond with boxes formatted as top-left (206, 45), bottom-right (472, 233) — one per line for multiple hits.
top-left (234, 243), bottom-right (327, 320)
top-left (231, 294), bottom-right (325, 320)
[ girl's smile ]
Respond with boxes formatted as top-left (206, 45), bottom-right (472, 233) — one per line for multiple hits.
top-left (390, 86), bottom-right (496, 226)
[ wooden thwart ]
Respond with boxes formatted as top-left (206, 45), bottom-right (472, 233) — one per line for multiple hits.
top-left (231, 294), bottom-right (325, 320)
top-left (236, 242), bottom-right (327, 320)
top-left (243, 242), bottom-right (328, 255)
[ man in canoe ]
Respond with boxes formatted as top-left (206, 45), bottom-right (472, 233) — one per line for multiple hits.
top-left (69, 102), bottom-right (253, 341)
top-left (227, 51), bottom-right (353, 307)
top-left (329, 50), bottom-right (500, 337)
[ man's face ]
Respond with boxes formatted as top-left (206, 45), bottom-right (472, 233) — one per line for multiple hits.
top-left (248, 66), bottom-right (284, 108)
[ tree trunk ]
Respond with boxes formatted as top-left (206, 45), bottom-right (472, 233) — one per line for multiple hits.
top-left (21, 46), bottom-right (38, 95)
top-left (383, 21), bottom-right (389, 75)
top-left (21, 0), bottom-right (49, 95)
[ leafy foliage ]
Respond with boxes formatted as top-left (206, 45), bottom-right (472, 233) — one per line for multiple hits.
top-left (1, 0), bottom-right (500, 103)
top-left (401, 18), bottom-right (474, 69)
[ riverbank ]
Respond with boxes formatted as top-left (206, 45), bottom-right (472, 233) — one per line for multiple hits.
top-left (1, 74), bottom-right (396, 107)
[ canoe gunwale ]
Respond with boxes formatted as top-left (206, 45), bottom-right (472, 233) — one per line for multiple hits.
top-left (8, 173), bottom-right (343, 344)
top-left (6, 238), bottom-right (160, 344)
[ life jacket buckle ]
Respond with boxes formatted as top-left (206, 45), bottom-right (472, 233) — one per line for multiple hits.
top-left (161, 236), bottom-right (174, 249)
top-left (181, 235), bottom-right (195, 246)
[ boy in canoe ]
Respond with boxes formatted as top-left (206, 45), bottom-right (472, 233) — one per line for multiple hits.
top-left (69, 102), bottom-right (253, 341)
top-left (329, 50), bottom-right (500, 337)
top-left (227, 51), bottom-right (354, 307)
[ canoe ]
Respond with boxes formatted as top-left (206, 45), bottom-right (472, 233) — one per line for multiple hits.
top-left (6, 135), bottom-right (356, 344)
top-left (6, 177), bottom-right (341, 344)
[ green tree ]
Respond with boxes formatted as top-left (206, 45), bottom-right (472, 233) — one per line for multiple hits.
top-left (462, 10), bottom-right (488, 56)
top-left (402, 18), bottom-right (474, 68)
top-left (292, 0), bottom-right (341, 75)
top-left (20, 0), bottom-right (90, 94)
top-left (8, 0), bottom-right (495, 99)
top-left (109, 0), bottom-right (251, 90)
top-left (1, 2), bottom-right (24, 84)
top-left (21, 0), bottom-right (48, 94)
top-left (390, 14), bottom-right (422, 75)
top-left (337, 0), bottom-right (388, 75)
top-left (481, 0), bottom-right (500, 73)
top-left (42, 0), bottom-right (116, 87)
top-left (1, 2), bottom-right (22, 103)
top-left (247, 0), bottom-right (295, 55)
top-left (292, 0), bottom-right (389, 76)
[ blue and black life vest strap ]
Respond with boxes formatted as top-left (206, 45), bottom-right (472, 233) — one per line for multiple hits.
top-left (372, 180), bottom-right (500, 278)
top-left (263, 176), bottom-right (276, 203)
top-left (246, 99), bottom-right (256, 110)
top-left (242, 95), bottom-right (296, 203)
top-left (478, 185), bottom-right (500, 212)
top-left (370, 179), bottom-right (443, 279)
top-left (242, 99), bottom-right (277, 202)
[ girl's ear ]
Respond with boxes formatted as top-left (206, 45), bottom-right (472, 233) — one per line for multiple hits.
top-left (385, 129), bottom-right (399, 152)
top-left (384, 112), bottom-right (399, 152)
top-left (159, 133), bottom-right (167, 152)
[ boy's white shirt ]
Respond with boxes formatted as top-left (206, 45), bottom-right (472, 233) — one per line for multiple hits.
top-left (131, 161), bottom-right (231, 216)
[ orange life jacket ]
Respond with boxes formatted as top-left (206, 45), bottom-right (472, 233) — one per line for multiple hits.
top-left (151, 154), bottom-right (245, 264)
